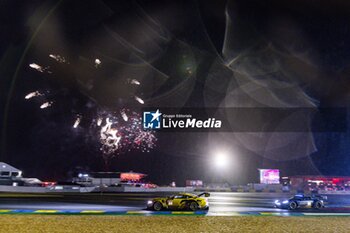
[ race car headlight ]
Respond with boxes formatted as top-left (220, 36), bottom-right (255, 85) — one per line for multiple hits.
top-left (282, 200), bottom-right (289, 204)
top-left (274, 200), bottom-right (280, 204)
top-left (147, 200), bottom-right (153, 205)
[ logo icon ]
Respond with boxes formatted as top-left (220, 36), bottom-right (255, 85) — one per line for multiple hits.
top-left (143, 109), bottom-right (162, 129)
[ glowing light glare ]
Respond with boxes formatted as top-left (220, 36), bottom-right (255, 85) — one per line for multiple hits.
top-left (101, 118), bottom-right (112, 133)
top-left (40, 101), bottom-right (53, 109)
top-left (29, 63), bottom-right (44, 72)
top-left (73, 115), bottom-right (82, 128)
top-left (100, 118), bottom-right (122, 152)
top-left (213, 151), bottom-right (230, 168)
top-left (135, 96), bottom-right (144, 104)
top-left (25, 91), bottom-right (42, 100)
top-left (130, 79), bottom-right (140, 85)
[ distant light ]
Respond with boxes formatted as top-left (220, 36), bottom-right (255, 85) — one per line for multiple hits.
top-left (130, 79), bottom-right (140, 85)
top-left (95, 59), bottom-right (101, 68)
top-left (78, 173), bottom-right (89, 178)
top-left (213, 151), bottom-right (230, 169)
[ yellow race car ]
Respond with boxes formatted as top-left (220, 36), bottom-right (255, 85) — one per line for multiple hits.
top-left (147, 192), bottom-right (210, 211)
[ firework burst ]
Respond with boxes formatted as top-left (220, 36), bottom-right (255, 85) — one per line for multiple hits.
top-left (25, 53), bottom-right (157, 165)
top-left (96, 109), bottom-right (157, 156)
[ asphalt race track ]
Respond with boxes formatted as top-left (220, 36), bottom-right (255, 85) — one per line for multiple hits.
top-left (0, 192), bottom-right (350, 216)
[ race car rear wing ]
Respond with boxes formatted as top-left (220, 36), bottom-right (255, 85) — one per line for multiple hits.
top-left (198, 192), bottom-right (210, 197)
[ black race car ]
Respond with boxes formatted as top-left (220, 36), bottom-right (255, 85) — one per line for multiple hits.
top-left (275, 194), bottom-right (326, 210)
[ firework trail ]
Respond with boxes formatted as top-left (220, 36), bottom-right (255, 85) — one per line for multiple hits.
top-left (134, 96), bottom-right (144, 104)
top-left (73, 115), bottom-right (82, 128)
top-left (121, 109), bottom-right (128, 121)
top-left (40, 101), bottom-right (53, 109)
top-left (49, 54), bottom-right (67, 63)
top-left (29, 63), bottom-right (44, 72)
top-left (25, 91), bottom-right (42, 100)
top-left (29, 63), bottom-right (51, 73)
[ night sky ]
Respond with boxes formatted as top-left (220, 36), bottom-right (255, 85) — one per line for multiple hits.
top-left (1, 0), bottom-right (350, 186)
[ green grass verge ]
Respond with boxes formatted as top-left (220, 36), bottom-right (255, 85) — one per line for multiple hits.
top-left (0, 215), bottom-right (349, 233)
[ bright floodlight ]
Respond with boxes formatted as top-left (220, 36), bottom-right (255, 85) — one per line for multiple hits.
top-left (214, 151), bottom-right (230, 168)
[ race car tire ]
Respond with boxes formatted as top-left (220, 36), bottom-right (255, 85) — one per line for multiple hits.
top-left (189, 201), bottom-right (199, 211)
top-left (153, 201), bottom-right (163, 211)
top-left (203, 206), bottom-right (209, 211)
top-left (314, 201), bottom-right (322, 209)
top-left (289, 201), bottom-right (297, 210)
